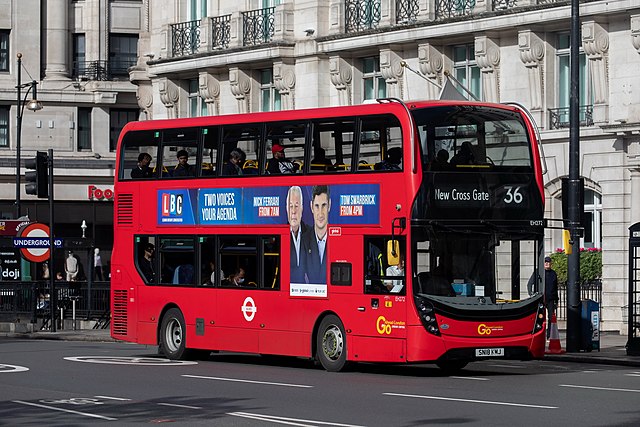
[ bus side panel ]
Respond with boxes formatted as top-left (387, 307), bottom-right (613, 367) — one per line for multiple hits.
top-left (260, 330), bottom-right (310, 357)
top-left (348, 336), bottom-right (406, 363)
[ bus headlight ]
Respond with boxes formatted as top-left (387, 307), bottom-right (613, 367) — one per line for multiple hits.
top-left (414, 296), bottom-right (440, 336)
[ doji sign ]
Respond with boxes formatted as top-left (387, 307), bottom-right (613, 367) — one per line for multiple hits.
top-left (88, 185), bottom-right (114, 201)
top-left (14, 223), bottom-right (62, 262)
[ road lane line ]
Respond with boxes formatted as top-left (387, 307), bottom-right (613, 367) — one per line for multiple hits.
top-left (560, 384), bottom-right (640, 393)
top-left (450, 376), bottom-right (489, 381)
top-left (383, 393), bottom-right (557, 409)
top-left (158, 402), bottom-right (202, 409)
top-left (182, 374), bottom-right (313, 388)
top-left (94, 396), bottom-right (131, 401)
top-left (228, 412), bottom-right (365, 427)
top-left (229, 412), bottom-right (312, 426)
top-left (12, 400), bottom-right (117, 421)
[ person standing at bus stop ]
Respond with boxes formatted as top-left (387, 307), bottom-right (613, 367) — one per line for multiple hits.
top-left (303, 185), bottom-right (330, 284)
top-left (287, 186), bottom-right (308, 283)
top-left (543, 256), bottom-right (559, 339)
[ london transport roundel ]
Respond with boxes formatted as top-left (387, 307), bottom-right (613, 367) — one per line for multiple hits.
top-left (18, 223), bottom-right (52, 263)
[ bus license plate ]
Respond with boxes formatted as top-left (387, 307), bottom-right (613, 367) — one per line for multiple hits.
top-left (475, 348), bottom-right (504, 357)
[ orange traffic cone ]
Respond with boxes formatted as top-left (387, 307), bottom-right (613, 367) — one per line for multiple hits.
top-left (545, 312), bottom-right (565, 354)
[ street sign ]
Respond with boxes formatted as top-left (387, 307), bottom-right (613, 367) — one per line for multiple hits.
top-left (14, 223), bottom-right (59, 262)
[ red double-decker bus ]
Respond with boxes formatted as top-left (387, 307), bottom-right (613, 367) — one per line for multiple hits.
top-left (111, 98), bottom-right (547, 372)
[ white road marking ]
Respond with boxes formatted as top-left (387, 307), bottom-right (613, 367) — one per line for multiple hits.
top-left (12, 400), bottom-right (117, 421)
top-left (157, 402), bottom-right (202, 409)
top-left (450, 376), bottom-right (489, 381)
top-left (0, 364), bottom-right (29, 373)
top-left (182, 374), bottom-right (313, 388)
top-left (94, 396), bottom-right (131, 401)
top-left (383, 393), bottom-right (558, 409)
top-left (560, 384), bottom-right (640, 393)
top-left (488, 364), bottom-right (526, 369)
top-left (228, 412), bottom-right (365, 427)
top-left (64, 356), bottom-right (197, 366)
top-left (626, 374), bottom-right (640, 377)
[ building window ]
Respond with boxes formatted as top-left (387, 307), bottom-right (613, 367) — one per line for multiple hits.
top-left (583, 189), bottom-right (602, 249)
top-left (188, 79), bottom-right (207, 117)
top-left (0, 106), bottom-right (9, 147)
top-left (453, 44), bottom-right (481, 101)
top-left (77, 107), bottom-right (91, 151)
top-left (0, 31), bottom-right (9, 72)
top-left (260, 69), bottom-right (281, 112)
top-left (190, 0), bottom-right (207, 20)
top-left (362, 57), bottom-right (386, 102)
top-left (72, 34), bottom-right (86, 79)
top-left (554, 33), bottom-right (592, 127)
top-left (109, 34), bottom-right (138, 77)
top-left (110, 109), bottom-right (139, 151)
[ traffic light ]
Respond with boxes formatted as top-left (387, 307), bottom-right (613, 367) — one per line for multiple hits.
top-left (25, 151), bottom-right (49, 198)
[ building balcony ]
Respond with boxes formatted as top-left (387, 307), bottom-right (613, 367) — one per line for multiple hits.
top-left (396, 0), bottom-right (420, 24)
top-left (548, 105), bottom-right (594, 130)
top-left (211, 15), bottom-right (231, 49)
top-left (171, 19), bottom-right (201, 56)
top-left (243, 7), bottom-right (275, 47)
top-left (435, 0), bottom-right (476, 20)
top-left (72, 60), bottom-right (135, 81)
top-left (345, 0), bottom-right (381, 33)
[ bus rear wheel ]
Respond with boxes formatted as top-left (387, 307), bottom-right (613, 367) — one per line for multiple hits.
top-left (316, 315), bottom-right (348, 372)
top-left (160, 308), bottom-right (189, 360)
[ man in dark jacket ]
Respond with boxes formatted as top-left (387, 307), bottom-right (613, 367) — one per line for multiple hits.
top-left (543, 256), bottom-right (559, 338)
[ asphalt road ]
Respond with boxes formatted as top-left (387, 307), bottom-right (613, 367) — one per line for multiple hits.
top-left (1, 338), bottom-right (639, 426)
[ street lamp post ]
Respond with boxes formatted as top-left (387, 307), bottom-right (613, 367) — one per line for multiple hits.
top-left (15, 52), bottom-right (43, 219)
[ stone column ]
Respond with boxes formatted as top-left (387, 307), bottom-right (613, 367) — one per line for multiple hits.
top-left (44, 0), bottom-right (69, 79)
top-left (158, 78), bottom-right (179, 119)
top-left (582, 21), bottom-right (609, 123)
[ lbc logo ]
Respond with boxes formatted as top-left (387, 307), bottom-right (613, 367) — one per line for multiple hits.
top-left (162, 193), bottom-right (183, 216)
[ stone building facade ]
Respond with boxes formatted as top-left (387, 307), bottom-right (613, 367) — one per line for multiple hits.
top-left (2, 0), bottom-right (640, 331)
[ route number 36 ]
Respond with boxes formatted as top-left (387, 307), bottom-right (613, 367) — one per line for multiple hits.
top-left (503, 186), bottom-right (523, 204)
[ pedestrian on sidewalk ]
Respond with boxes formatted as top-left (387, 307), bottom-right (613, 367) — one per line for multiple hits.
top-left (543, 256), bottom-right (559, 339)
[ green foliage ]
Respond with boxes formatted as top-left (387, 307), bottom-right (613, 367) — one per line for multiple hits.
top-left (549, 248), bottom-right (602, 284)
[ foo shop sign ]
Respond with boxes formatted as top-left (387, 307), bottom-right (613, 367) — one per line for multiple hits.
top-left (88, 185), bottom-right (114, 201)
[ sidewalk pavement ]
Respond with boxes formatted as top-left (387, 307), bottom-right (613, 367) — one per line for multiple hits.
top-left (2, 328), bottom-right (640, 367)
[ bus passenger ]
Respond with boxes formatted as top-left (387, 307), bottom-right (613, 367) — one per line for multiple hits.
top-left (287, 186), bottom-right (308, 283)
top-left (430, 149), bottom-right (450, 171)
top-left (450, 141), bottom-right (475, 165)
top-left (267, 144), bottom-right (300, 174)
top-left (374, 147), bottom-right (402, 170)
top-left (224, 267), bottom-right (246, 287)
top-left (172, 150), bottom-right (196, 177)
top-left (131, 153), bottom-right (153, 179)
top-left (302, 185), bottom-right (330, 284)
top-left (310, 147), bottom-right (333, 171)
top-left (222, 149), bottom-right (244, 176)
top-left (139, 243), bottom-right (155, 283)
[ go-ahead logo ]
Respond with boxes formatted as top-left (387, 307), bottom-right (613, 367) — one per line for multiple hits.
top-left (477, 323), bottom-right (504, 335)
top-left (376, 316), bottom-right (406, 335)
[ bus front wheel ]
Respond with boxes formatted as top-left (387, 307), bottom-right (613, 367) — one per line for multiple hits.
top-left (316, 315), bottom-right (348, 372)
top-left (160, 308), bottom-right (189, 360)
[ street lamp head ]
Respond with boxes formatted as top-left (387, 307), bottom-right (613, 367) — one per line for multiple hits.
top-left (26, 80), bottom-right (43, 111)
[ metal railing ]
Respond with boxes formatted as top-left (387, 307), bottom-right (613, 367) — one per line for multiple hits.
top-left (171, 19), bottom-right (201, 56)
top-left (492, 0), bottom-right (518, 10)
top-left (548, 105), bottom-right (594, 129)
top-left (211, 15), bottom-right (231, 49)
top-left (0, 281), bottom-right (110, 327)
top-left (435, 0), bottom-right (476, 20)
top-left (557, 279), bottom-right (602, 320)
top-left (243, 7), bottom-right (275, 47)
top-left (72, 60), bottom-right (135, 81)
top-left (396, 0), bottom-right (419, 24)
top-left (345, 0), bottom-right (381, 33)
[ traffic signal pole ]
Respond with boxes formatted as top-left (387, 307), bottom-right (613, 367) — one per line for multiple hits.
top-left (48, 149), bottom-right (56, 332)
top-left (566, 0), bottom-right (582, 352)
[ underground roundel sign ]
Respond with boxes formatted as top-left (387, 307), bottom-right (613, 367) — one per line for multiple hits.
top-left (241, 297), bottom-right (257, 322)
top-left (15, 223), bottom-right (54, 263)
